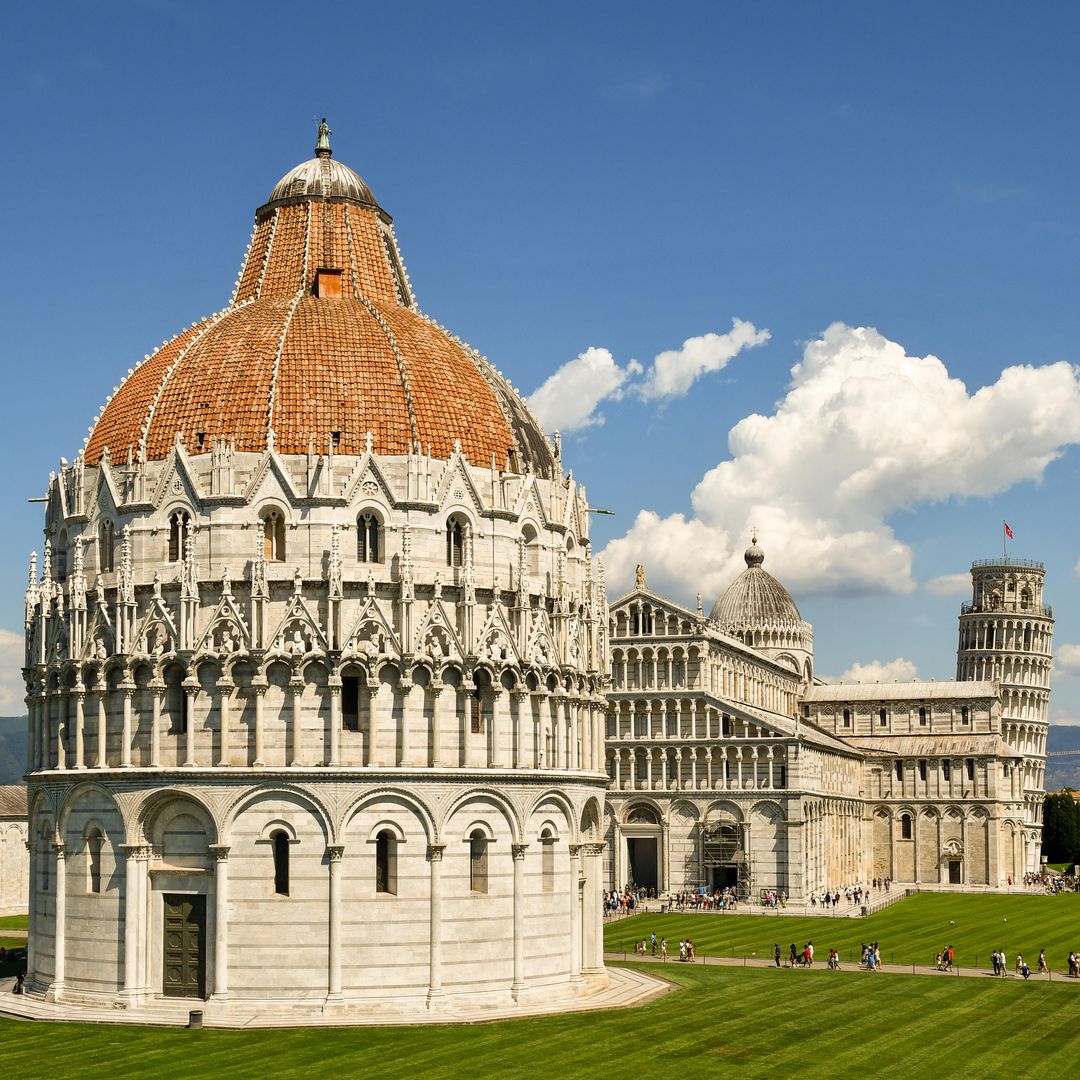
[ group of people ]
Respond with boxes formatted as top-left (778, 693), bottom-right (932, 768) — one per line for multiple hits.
top-left (670, 889), bottom-right (739, 911)
top-left (760, 890), bottom-right (787, 909)
top-left (783, 941), bottom-right (815, 967)
top-left (605, 889), bottom-right (651, 915)
top-left (935, 945), bottom-right (955, 971)
top-left (991, 950), bottom-right (1035, 978)
top-left (861, 942), bottom-right (882, 970)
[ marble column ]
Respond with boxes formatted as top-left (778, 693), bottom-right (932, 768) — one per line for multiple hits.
top-left (96, 688), bottom-right (107, 769)
top-left (252, 681), bottom-right (267, 766)
top-left (289, 678), bottom-right (305, 767)
top-left (24, 842), bottom-right (37, 984)
top-left (327, 678), bottom-right (341, 767)
top-left (150, 683), bottom-right (163, 767)
top-left (72, 691), bottom-right (85, 769)
top-left (217, 680), bottom-right (233, 767)
top-left (184, 685), bottom-right (198, 767)
top-left (511, 842), bottom-right (528, 1000)
top-left (210, 844), bottom-right (230, 1000)
top-left (121, 844), bottom-right (147, 1000)
top-left (327, 845), bottom-right (345, 1003)
top-left (427, 844), bottom-right (446, 1007)
top-left (50, 841), bottom-right (66, 999)
top-left (583, 843), bottom-right (605, 972)
top-left (121, 685), bottom-right (134, 768)
top-left (568, 844), bottom-right (583, 985)
top-left (367, 687), bottom-right (381, 767)
top-left (431, 686), bottom-right (445, 768)
top-left (514, 692), bottom-right (529, 769)
top-left (399, 680), bottom-right (418, 767)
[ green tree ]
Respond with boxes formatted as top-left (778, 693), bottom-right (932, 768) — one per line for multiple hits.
top-left (1042, 791), bottom-right (1080, 864)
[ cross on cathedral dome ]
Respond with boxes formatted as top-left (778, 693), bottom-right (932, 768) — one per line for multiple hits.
top-left (84, 121), bottom-right (556, 477)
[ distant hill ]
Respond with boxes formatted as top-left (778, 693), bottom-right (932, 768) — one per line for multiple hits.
top-left (1046, 725), bottom-right (1080, 792)
top-left (0, 716), bottom-right (27, 787)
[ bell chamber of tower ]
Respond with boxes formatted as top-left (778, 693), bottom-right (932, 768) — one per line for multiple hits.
top-left (956, 556), bottom-right (1052, 872)
top-left (21, 126), bottom-right (612, 1018)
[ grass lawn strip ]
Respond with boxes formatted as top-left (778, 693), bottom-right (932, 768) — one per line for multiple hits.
top-left (605, 892), bottom-right (1080, 972)
top-left (0, 965), bottom-right (1077, 1079)
top-left (0, 914), bottom-right (28, 930)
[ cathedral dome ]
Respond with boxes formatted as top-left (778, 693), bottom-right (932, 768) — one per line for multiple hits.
top-left (83, 128), bottom-right (555, 477)
top-left (710, 537), bottom-right (803, 627)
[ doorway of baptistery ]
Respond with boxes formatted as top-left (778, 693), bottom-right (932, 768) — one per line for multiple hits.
top-left (163, 894), bottom-right (206, 998)
top-left (627, 838), bottom-right (658, 892)
top-left (947, 859), bottom-right (962, 884)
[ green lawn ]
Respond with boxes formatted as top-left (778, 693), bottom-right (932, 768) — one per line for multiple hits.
top-left (606, 892), bottom-right (1080, 971)
top-left (0, 914), bottom-right (28, 930)
top-left (0, 963), bottom-right (1078, 1079)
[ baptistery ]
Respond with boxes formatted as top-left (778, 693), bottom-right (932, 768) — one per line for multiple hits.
top-left (21, 123), bottom-right (609, 1016)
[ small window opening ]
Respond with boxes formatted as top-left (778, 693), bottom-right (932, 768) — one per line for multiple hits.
top-left (88, 831), bottom-right (103, 894)
top-left (331, 430), bottom-right (341, 449)
top-left (842, 708), bottom-right (851, 728)
top-left (262, 509), bottom-right (286, 562)
top-left (778, 764), bottom-right (787, 788)
top-left (168, 510), bottom-right (190, 563)
top-left (470, 694), bottom-right (484, 735)
top-left (919, 706), bottom-right (928, 727)
top-left (918, 760), bottom-right (927, 782)
top-left (895, 761), bottom-right (903, 782)
top-left (942, 760), bottom-right (951, 781)
top-left (469, 830), bottom-right (488, 894)
top-left (446, 516), bottom-right (465, 568)
top-left (358, 513), bottom-right (380, 563)
top-left (541, 831), bottom-right (555, 893)
top-left (342, 676), bottom-right (361, 732)
top-left (272, 830), bottom-right (290, 896)
top-left (802, 705), bottom-right (809, 718)
top-left (961, 706), bottom-right (969, 724)
top-left (966, 758), bottom-right (975, 782)
top-left (314, 267), bottom-right (343, 298)
top-left (900, 814), bottom-right (913, 841)
top-left (376, 830), bottom-right (397, 895)
top-left (879, 708), bottom-right (887, 727)
top-left (99, 520), bottom-right (115, 573)
top-left (196, 431), bottom-right (206, 451)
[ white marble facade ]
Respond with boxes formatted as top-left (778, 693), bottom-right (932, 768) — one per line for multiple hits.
top-left (0, 787), bottom-right (29, 916)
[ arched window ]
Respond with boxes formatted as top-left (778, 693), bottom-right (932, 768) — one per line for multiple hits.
top-left (842, 708), bottom-right (851, 727)
top-left (900, 813), bottom-right (913, 840)
top-left (164, 666), bottom-right (187, 734)
top-left (262, 509), bottom-right (286, 562)
top-left (168, 510), bottom-right (190, 562)
top-left (961, 706), bottom-right (970, 725)
top-left (1020, 588), bottom-right (1032, 610)
top-left (469, 829), bottom-right (488, 894)
top-left (56, 535), bottom-right (68, 582)
top-left (541, 829), bottom-right (555, 893)
top-left (446, 515), bottom-right (465, 568)
top-left (879, 708), bottom-right (887, 727)
top-left (98, 521), bottom-right (115, 573)
top-left (272, 830), bottom-right (290, 896)
top-left (87, 830), bottom-right (104, 894)
top-left (357, 512), bottom-right (381, 563)
top-left (375, 830), bottom-right (397, 895)
top-left (522, 524), bottom-right (540, 578)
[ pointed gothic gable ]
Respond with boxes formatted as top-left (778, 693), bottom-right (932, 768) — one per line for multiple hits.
top-left (434, 453), bottom-right (486, 515)
top-left (526, 606), bottom-right (560, 668)
top-left (268, 592), bottom-right (330, 656)
top-left (340, 595), bottom-right (400, 659)
top-left (46, 613), bottom-right (72, 665)
top-left (194, 592), bottom-right (252, 657)
top-left (131, 596), bottom-right (179, 658)
top-left (93, 461), bottom-right (121, 519)
top-left (413, 598), bottom-right (465, 665)
top-left (342, 450), bottom-right (400, 508)
top-left (82, 604), bottom-right (115, 661)
top-left (475, 602), bottom-right (522, 667)
top-left (511, 474), bottom-right (551, 528)
top-left (241, 449), bottom-right (300, 507)
top-left (150, 446), bottom-right (205, 510)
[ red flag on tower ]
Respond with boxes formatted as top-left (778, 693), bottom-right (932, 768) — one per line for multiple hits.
top-left (1004, 521), bottom-right (1014, 539)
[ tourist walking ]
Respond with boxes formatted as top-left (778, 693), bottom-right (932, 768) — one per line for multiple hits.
top-left (774, 943), bottom-right (781, 968)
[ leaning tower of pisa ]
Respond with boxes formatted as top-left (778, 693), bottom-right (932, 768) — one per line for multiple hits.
top-left (956, 557), bottom-right (1053, 873)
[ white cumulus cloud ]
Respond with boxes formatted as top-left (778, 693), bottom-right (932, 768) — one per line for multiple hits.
top-left (637, 319), bottom-right (771, 401)
top-left (602, 322), bottom-right (1080, 602)
top-left (527, 347), bottom-right (642, 432)
top-left (924, 573), bottom-right (972, 597)
top-left (837, 657), bottom-right (919, 684)
top-left (1053, 644), bottom-right (1080, 679)
top-left (0, 629), bottom-right (25, 713)
top-left (528, 318), bottom-right (769, 432)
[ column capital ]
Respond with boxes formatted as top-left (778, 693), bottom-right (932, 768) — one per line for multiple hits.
top-left (54, 840), bottom-right (67, 859)
top-left (120, 843), bottom-right (151, 861)
top-left (511, 843), bottom-right (528, 861)
top-left (327, 844), bottom-right (345, 863)
top-left (427, 843), bottom-right (446, 862)
top-left (568, 843), bottom-right (584, 858)
top-left (583, 842), bottom-right (605, 857)
top-left (209, 844), bottom-right (231, 862)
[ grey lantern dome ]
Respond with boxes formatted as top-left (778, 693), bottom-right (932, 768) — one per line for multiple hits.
top-left (710, 536), bottom-right (803, 628)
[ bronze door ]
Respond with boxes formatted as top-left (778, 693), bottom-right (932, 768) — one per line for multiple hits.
top-left (163, 894), bottom-right (206, 998)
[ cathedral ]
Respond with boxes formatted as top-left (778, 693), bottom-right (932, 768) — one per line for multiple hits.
top-left (604, 543), bottom-right (1051, 899)
top-left (18, 124), bottom-right (1051, 1018)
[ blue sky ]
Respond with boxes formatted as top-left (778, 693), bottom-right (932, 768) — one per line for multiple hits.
top-left (2, 1), bottom-right (1080, 721)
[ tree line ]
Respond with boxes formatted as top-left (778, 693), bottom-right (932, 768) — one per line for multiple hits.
top-left (1042, 790), bottom-right (1080, 867)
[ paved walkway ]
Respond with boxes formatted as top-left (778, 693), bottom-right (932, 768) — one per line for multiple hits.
top-left (0, 966), bottom-right (674, 1028)
top-left (0, 930), bottom-right (27, 940)
top-left (606, 951), bottom-right (1078, 983)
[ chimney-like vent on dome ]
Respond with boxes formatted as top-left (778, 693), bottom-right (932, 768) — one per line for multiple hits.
top-left (314, 268), bottom-right (343, 298)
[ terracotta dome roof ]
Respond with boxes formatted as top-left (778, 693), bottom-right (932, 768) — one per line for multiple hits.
top-left (710, 538), bottom-right (803, 627)
top-left (83, 132), bottom-right (556, 476)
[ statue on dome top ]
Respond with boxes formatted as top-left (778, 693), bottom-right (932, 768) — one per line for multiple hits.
top-left (316, 117), bottom-right (332, 156)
